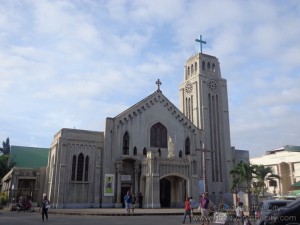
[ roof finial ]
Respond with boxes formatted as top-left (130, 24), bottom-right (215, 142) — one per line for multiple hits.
top-left (156, 79), bottom-right (162, 93)
top-left (195, 35), bottom-right (206, 53)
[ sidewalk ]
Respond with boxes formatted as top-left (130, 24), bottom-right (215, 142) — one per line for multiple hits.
top-left (1, 205), bottom-right (204, 216)
top-left (47, 207), bottom-right (193, 216)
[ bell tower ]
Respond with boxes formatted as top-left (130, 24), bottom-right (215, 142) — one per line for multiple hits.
top-left (179, 36), bottom-right (233, 193)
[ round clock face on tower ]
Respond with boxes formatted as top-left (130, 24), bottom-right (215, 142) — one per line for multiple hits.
top-left (208, 80), bottom-right (218, 91)
top-left (185, 82), bottom-right (193, 94)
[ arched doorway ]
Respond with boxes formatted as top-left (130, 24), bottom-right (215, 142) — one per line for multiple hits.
top-left (159, 175), bottom-right (187, 208)
top-left (160, 178), bottom-right (171, 207)
top-left (119, 158), bottom-right (142, 207)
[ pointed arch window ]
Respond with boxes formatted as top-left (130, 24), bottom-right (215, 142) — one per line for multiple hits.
top-left (143, 147), bottom-right (147, 156)
top-left (158, 148), bottom-right (161, 157)
top-left (84, 156), bottom-right (89, 181)
top-left (212, 63), bottom-right (216, 72)
top-left (185, 138), bottom-right (190, 155)
top-left (122, 131), bottom-right (129, 155)
top-left (179, 150), bottom-right (183, 158)
top-left (195, 62), bottom-right (197, 72)
top-left (150, 122), bottom-right (167, 148)
top-left (77, 153), bottom-right (84, 181)
top-left (207, 62), bottom-right (211, 71)
top-left (191, 64), bottom-right (194, 74)
top-left (133, 146), bottom-right (137, 156)
top-left (202, 61), bottom-right (205, 71)
top-left (71, 155), bottom-right (76, 181)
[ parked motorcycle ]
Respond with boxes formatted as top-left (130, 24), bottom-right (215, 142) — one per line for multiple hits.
top-left (16, 200), bottom-right (34, 212)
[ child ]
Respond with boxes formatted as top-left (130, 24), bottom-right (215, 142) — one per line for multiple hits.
top-left (244, 216), bottom-right (252, 225)
top-left (131, 194), bottom-right (136, 213)
top-left (236, 202), bottom-right (244, 225)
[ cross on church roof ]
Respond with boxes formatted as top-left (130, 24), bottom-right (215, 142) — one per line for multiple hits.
top-left (195, 35), bottom-right (206, 53)
top-left (156, 79), bottom-right (162, 92)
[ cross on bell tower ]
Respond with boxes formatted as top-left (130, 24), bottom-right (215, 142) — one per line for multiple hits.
top-left (195, 35), bottom-right (206, 53)
top-left (179, 42), bottom-right (233, 194)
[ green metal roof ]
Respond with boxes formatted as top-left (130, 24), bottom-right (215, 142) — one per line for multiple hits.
top-left (285, 145), bottom-right (300, 152)
top-left (9, 145), bottom-right (49, 168)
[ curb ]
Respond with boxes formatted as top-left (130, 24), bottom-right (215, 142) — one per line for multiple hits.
top-left (48, 211), bottom-right (185, 216)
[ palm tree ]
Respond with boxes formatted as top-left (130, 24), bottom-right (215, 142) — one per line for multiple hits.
top-left (252, 165), bottom-right (280, 196)
top-left (230, 161), bottom-right (254, 191)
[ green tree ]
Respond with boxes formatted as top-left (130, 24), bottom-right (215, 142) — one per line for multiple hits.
top-left (252, 164), bottom-right (280, 196)
top-left (230, 160), bottom-right (254, 191)
top-left (0, 137), bottom-right (14, 180)
top-left (0, 137), bottom-right (10, 154)
top-left (0, 154), bottom-right (15, 179)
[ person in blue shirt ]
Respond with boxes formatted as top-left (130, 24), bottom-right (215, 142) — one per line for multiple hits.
top-left (124, 191), bottom-right (132, 213)
top-left (190, 196), bottom-right (196, 217)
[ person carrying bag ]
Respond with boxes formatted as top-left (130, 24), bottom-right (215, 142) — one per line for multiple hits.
top-left (41, 195), bottom-right (50, 222)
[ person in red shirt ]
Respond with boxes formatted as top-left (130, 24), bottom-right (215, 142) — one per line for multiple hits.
top-left (182, 196), bottom-right (192, 224)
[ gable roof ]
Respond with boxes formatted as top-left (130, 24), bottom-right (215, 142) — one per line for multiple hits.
top-left (9, 145), bottom-right (49, 168)
top-left (113, 90), bottom-right (199, 132)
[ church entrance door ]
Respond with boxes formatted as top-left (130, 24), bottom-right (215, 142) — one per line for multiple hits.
top-left (159, 175), bottom-right (187, 208)
top-left (121, 185), bottom-right (131, 208)
top-left (160, 178), bottom-right (171, 207)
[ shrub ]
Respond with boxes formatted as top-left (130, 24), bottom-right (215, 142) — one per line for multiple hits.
top-left (0, 192), bottom-right (8, 205)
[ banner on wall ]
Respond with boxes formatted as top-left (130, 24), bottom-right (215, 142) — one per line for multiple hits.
top-left (199, 179), bottom-right (204, 196)
top-left (104, 174), bottom-right (115, 196)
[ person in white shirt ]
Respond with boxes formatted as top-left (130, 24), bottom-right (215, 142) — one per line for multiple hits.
top-left (236, 202), bottom-right (244, 225)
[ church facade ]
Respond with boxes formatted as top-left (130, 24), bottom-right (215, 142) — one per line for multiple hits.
top-left (1, 51), bottom-right (239, 209)
top-left (45, 52), bottom-right (235, 208)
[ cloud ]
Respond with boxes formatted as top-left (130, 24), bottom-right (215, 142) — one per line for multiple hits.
top-left (0, 0), bottom-right (299, 158)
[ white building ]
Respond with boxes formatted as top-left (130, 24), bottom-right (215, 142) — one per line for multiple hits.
top-left (250, 145), bottom-right (300, 196)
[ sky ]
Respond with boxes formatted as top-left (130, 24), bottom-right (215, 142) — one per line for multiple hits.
top-left (0, 0), bottom-right (299, 158)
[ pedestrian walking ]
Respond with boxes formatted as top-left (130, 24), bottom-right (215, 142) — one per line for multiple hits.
top-left (138, 193), bottom-right (143, 208)
top-left (131, 194), bottom-right (136, 213)
top-left (236, 202), bottom-right (244, 225)
top-left (198, 192), bottom-right (210, 225)
top-left (124, 191), bottom-right (132, 213)
top-left (190, 196), bottom-right (196, 217)
top-left (182, 196), bottom-right (192, 224)
top-left (41, 194), bottom-right (50, 222)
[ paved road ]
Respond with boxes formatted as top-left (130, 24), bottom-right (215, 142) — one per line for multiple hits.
top-left (0, 210), bottom-right (195, 225)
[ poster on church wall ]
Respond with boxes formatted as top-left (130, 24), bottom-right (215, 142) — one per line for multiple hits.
top-left (104, 174), bottom-right (115, 196)
top-left (199, 179), bottom-right (204, 195)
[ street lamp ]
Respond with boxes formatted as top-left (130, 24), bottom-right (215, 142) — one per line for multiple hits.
top-left (196, 143), bottom-right (215, 193)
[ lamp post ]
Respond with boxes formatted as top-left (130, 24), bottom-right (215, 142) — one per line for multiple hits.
top-left (196, 144), bottom-right (215, 193)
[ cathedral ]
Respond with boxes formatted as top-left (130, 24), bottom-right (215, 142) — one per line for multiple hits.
top-left (45, 50), bottom-right (234, 208)
top-left (2, 50), bottom-right (238, 209)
